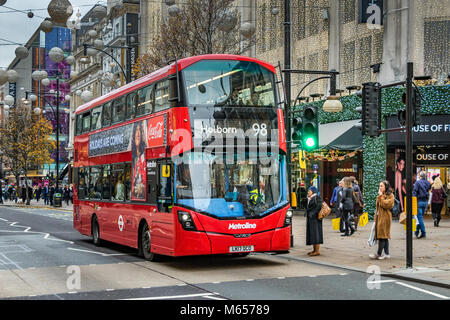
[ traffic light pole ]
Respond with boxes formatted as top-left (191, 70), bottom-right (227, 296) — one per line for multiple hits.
top-left (405, 62), bottom-right (414, 268)
top-left (283, 0), bottom-right (294, 248)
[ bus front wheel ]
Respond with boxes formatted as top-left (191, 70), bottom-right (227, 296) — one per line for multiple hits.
top-left (92, 216), bottom-right (102, 247)
top-left (139, 222), bottom-right (159, 262)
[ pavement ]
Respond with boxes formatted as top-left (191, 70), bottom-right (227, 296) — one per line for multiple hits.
top-left (289, 209), bottom-right (450, 289)
top-left (1, 199), bottom-right (449, 290)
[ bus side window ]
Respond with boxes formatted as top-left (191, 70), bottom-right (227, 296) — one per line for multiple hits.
top-left (137, 85), bottom-right (153, 117)
top-left (126, 92), bottom-right (136, 120)
top-left (82, 111), bottom-right (91, 133)
top-left (111, 164), bottom-right (125, 201)
top-left (112, 96), bottom-right (125, 124)
top-left (89, 167), bottom-right (102, 200)
top-left (77, 167), bottom-right (86, 200)
top-left (76, 114), bottom-right (83, 135)
top-left (124, 163), bottom-right (131, 201)
top-left (91, 105), bottom-right (103, 131)
top-left (155, 80), bottom-right (170, 112)
top-left (102, 165), bottom-right (111, 200)
top-left (103, 102), bottom-right (112, 127)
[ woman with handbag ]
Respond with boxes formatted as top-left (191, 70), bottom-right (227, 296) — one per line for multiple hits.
top-left (340, 177), bottom-right (355, 236)
top-left (369, 180), bottom-right (395, 260)
top-left (305, 186), bottom-right (323, 256)
top-left (430, 177), bottom-right (446, 227)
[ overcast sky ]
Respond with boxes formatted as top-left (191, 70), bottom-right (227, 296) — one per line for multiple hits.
top-left (0, 0), bottom-right (106, 69)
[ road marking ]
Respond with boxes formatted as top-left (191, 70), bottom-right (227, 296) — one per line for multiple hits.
top-left (204, 295), bottom-right (227, 300)
top-left (395, 281), bottom-right (449, 300)
top-left (106, 289), bottom-right (115, 292)
top-left (67, 247), bottom-right (126, 257)
top-left (121, 292), bottom-right (217, 300)
top-left (367, 280), bottom-right (396, 284)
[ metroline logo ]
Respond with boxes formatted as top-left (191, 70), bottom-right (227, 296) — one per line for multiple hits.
top-left (228, 222), bottom-right (257, 230)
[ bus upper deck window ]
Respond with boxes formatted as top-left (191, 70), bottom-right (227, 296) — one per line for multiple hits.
top-left (103, 102), bottom-right (112, 127)
top-left (126, 92), bottom-right (136, 120)
top-left (137, 85), bottom-right (153, 117)
top-left (113, 96), bottom-right (125, 123)
top-left (91, 106), bottom-right (103, 131)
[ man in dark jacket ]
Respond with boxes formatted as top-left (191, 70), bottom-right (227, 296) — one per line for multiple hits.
top-left (413, 171), bottom-right (431, 238)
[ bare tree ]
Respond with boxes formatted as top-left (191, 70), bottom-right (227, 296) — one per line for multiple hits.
top-left (133, 0), bottom-right (255, 78)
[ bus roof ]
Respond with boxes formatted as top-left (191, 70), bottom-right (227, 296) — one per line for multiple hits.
top-left (74, 54), bottom-right (276, 115)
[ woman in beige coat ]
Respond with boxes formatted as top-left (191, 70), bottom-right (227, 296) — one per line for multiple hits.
top-left (370, 180), bottom-right (395, 260)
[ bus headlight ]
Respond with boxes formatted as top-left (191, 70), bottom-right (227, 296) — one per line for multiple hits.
top-left (284, 209), bottom-right (293, 227)
top-left (178, 211), bottom-right (197, 231)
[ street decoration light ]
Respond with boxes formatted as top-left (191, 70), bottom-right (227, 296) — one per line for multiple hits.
top-left (40, 20), bottom-right (54, 33)
top-left (48, 47), bottom-right (65, 63)
top-left (240, 22), bottom-right (256, 39)
top-left (47, 0), bottom-right (73, 26)
top-left (322, 95), bottom-right (343, 113)
top-left (7, 70), bottom-right (19, 83)
top-left (15, 46), bottom-right (29, 60)
top-left (41, 78), bottom-right (50, 86)
top-left (0, 69), bottom-right (8, 85)
top-left (92, 5), bottom-right (107, 19)
top-left (4, 95), bottom-right (15, 106)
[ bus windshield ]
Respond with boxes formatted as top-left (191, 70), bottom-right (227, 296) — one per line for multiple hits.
top-left (174, 151), bottom-right (288, 218)
top-left (183, 59), bottom-right (276, 107)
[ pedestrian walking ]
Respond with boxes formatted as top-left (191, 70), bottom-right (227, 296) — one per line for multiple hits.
top-left (413, 171), bottom-right (431, 239)
top-left (430, 177), bottom-right (446, 227)
top-left (305, 186), bottom-right (323, 256)
top-left (369, 180), bottom-right (395, 260)
top-left (49, 184), bottom-right (55, 206)
top-left (350, 177), bottom-right (364, 231)
top-left (63, 185), bottom-right (70, 206)
top-left (36, 186), bottom-right (42, 203)
top-left (340, 177), bottom-right (355, 236)
top-left (43, 184), bottom-right (49, 205)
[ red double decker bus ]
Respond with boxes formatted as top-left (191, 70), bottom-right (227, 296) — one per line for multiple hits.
top-left (73, 54), bottom-right (292, 260)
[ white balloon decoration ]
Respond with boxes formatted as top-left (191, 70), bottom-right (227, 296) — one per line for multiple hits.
top-left (7, 70), bottom-right (19, 83)
top-left (49, 47), bottom-right (65, 63)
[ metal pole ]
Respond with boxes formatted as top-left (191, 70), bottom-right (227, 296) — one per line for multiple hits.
top-left (284, 0), bottom-right (293, 247)
top-left (56, 77), bottom-right (60, 195)
top-left (405, 62), bottom-right (414, 268)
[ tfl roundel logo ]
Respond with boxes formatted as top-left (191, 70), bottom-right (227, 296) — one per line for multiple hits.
top-left (118, 215), bottom-right (124, 232)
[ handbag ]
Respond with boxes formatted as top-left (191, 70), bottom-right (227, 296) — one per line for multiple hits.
top-left (367, 221), bottom-right (377, 247)
top-left (392, 198), bottom-right (400, 216)
top-left (318, 201), bottom-right (331, 220)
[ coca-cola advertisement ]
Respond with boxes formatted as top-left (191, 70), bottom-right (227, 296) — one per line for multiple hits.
top-left (88, 115), bottom-right (167, 201)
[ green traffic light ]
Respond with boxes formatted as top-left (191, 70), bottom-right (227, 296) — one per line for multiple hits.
top-left (305, 137), bottom-right (315, 148)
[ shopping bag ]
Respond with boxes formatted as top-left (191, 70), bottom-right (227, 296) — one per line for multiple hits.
top-left (367, 222), bottom-right (377, 247)
top-left (332, 217), bottom-right (340, 231)
top-left (359, 212), bottom-right (368, 227)
top-left (399, 212), bottom-right (406, 225)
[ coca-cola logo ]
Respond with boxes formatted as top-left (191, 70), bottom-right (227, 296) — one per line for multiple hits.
top-left (148, 121), bottom-right (163, 140)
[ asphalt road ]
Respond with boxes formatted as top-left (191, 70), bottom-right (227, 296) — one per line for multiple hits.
top-left (0, 205), bottom-right (449, 302)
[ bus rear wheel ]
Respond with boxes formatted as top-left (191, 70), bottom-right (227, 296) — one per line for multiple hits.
top-left (92, 216), bottom-right (102, 247)
top-left (139, 222), bottom-right (159, 262)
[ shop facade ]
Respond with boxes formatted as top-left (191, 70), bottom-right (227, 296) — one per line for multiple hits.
top-left (386, 114), bottom-right (450, 215)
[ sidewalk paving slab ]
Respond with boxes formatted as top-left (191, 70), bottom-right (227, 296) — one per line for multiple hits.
top-left (288, 213), bottom-right (450, 289)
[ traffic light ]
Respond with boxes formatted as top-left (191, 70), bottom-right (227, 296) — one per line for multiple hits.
top-left (401, 87), bottom-right (422, 126)
top-left (302, 105), bottom-right (318, 151)
top-left (291, 116), bottom-right (303, 144)
top-left (355, 82), bottom-right (381, 137)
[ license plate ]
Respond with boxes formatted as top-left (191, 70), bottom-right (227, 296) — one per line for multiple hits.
top-left (229, 245), bottom-right (254, 253)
